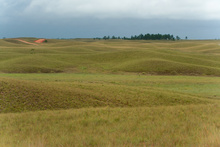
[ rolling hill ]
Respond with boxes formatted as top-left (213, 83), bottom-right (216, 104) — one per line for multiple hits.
top-left (0, 38), bottom-right (219, 146)
top-left (0, 38), bottom-right (220, 75)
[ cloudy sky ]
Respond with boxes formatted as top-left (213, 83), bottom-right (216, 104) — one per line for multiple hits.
top-left (1, 0), bottom-right (220, 39)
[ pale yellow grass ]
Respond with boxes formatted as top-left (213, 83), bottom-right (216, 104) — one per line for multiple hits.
top-left (0, 104), bottom-right (219, 147)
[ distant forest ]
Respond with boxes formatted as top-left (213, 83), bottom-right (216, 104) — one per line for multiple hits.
top-left (95, 33), bottom-right (184, 40)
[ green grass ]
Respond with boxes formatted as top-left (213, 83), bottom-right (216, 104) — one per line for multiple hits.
top-left (0, 39), bottom-right (220, 146)
top-left (1, 74), bottom-right (216, 113)
top-left (0, 74), bottom-right (219, 146)
top-left (1, 39), bottom-right (220, 75)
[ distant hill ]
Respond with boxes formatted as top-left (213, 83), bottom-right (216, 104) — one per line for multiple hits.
top-left (0, 39), bottom-right (220, 76)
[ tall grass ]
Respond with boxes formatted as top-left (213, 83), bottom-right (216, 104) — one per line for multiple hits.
top-left (0, 104), bottom-right (219, 146)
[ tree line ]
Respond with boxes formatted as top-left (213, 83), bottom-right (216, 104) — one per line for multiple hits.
top-left (95, 33), bottom-right (183, 40)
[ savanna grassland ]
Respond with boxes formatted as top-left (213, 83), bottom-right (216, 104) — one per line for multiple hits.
top-left (0, 38), bottom-right (220, 146)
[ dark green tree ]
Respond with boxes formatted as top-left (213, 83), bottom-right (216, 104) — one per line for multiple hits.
top-left (176, 36), bottom-right (181, 40)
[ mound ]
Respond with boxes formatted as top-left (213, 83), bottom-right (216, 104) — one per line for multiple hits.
top-left (115, 58), bottom-right (220, 76)
top-left (86, 48), bottom-right (220, 76)
top-left (0, 56), bottom-right (65, 73)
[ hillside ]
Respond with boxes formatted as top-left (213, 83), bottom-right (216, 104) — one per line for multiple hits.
top-left (0, 39), bottom-right (220, 75)
top-left (0, 73), bottom-right (219, 146)
top-left (1, 74), bottom-right (218, 113)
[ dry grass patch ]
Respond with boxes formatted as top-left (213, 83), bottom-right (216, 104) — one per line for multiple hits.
top-left (0, 104), bottom-right (219, 146)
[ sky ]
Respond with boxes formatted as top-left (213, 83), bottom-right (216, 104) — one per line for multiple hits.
top-left (1, 0), bottom-right (220, 39)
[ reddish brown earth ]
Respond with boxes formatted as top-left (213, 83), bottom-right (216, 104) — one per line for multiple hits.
top-left (35, 39), bottom-right (46, 43)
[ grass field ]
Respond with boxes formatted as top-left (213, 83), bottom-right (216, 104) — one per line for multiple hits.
top-left (1, 38), bottom-right (220, 75)
top-left (0, 38), bottom-right (220, 146)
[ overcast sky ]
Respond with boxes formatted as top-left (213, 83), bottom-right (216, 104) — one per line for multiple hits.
top-left (1, 0), bottom-right (220, 39)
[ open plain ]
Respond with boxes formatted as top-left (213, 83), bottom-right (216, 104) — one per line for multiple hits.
top-left (0, 38), bottom-right (220, 146)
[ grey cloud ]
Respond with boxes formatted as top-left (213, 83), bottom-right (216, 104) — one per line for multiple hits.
top-left (1, 17), bottom-right (220, 39)
top-left (1, 0), bottom-right (220, 39)
top-left (2, 0), bottom-right (220, 21)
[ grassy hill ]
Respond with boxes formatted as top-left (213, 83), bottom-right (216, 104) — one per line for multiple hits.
top-left (0, 73), bottom-right (219, 146)
top-left (0, 39), bottom-right (220, 75)
top-left (0, 38), bottom-right (220, 146)
top-left (1, 74), bottom-right (218, 113)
